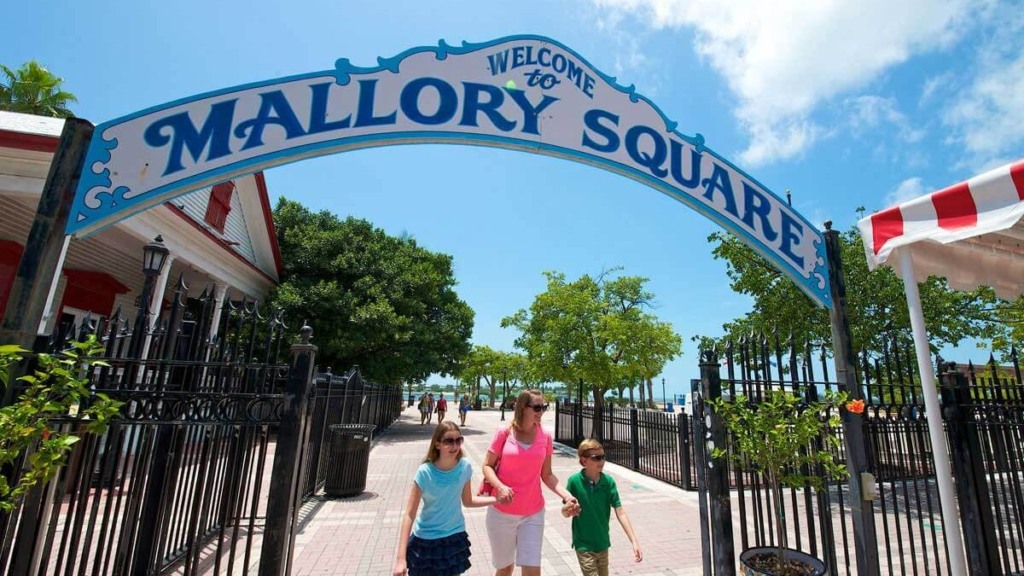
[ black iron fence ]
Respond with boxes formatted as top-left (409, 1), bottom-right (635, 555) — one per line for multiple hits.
top-left (0, 278), bottom-right (401, 576)
top-left (554, 401), bottom-right (695, 490)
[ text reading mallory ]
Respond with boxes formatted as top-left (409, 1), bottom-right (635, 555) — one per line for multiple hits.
top-left (144, 77), bottom-right (559, 177)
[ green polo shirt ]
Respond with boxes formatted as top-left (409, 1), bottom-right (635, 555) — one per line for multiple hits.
top-left (566, 470), bottom-right (621, 552)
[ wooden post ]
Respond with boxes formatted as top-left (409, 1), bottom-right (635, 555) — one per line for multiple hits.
top-left (939, 366), bottom-right (1001, 575)
top-left (259, 326), bottom-right (317, 576)
top-left (699, 349), bottom-right (735, 574)
top-left (678, 411), bottom-right (692, 491)
top-left (824, 222), bottom-right (881, 576)
top-left (0, 118), bottom-right (92, 352)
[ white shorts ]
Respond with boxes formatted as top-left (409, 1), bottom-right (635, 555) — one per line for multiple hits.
top-left (485, 507), bottom-right (545, 568)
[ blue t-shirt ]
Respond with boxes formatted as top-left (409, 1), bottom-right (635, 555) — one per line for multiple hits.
top-left (412, 458), bottom-right (472, 539)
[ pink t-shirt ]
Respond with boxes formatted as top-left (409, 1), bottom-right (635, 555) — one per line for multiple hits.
top-left (488, 425), bottom-right (553, 516)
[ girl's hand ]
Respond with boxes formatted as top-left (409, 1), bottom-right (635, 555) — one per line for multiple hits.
top-left (392, 560), bottom-right (407, 576)
top-left (496, 485), bottom-right (514, 503)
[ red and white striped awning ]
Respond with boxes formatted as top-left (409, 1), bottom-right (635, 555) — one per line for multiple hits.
top-left (858, 159), bottom-right (1024, 299)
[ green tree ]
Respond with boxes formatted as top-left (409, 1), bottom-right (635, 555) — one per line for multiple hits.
top-left (270, 198), bottom-right (474, 385)
top-left (0, 61), bottom-right (77, 118)
top-left (705, 222), bottom-right (1001, 356)
top-left (455, 345), bottom-right (502, 406)
top-left (502, 269), bottom-right (682, 434)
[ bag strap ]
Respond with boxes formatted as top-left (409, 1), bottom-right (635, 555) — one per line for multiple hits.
top-left (492, 426), bottom-right (511, 465)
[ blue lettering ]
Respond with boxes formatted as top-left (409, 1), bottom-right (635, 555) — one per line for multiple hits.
top-left (524, 46), bottom-right (538, 66)
top-left (625, 125), bottom-right (668, 178)
top-left (354, 79), bottom-right (397, 128)
top-left (701, 164), bottom-right (740, 219)
top-left (144, 99), bottom-right (237, 176)
top-left (505, 89), bottom-right (559, 135)
top-left (567, 61), bottom-right (583, 89)
top-left (581, 109), bottom-right (620, 153)
top-left (670, 140), bottom-right (701, 188)
top-left (400, 77), bottom-right (457, 125)
top-left (778, 210), bottom-right (805, 268)
top-left (512, 46), bottom-right (526, 68)
top-left (538, 48), bottom-right (552, 67)
top-left (307, 82), bottom-right (351, 134)
top-left (582, 75), bottom-right (595, 98)
top-left (460, 82), bottom-right (515, 132)
top-left (741, 183), bottom-right (779, 241)
top-left (552, 53), bottom-right (567, 74)
top-left (234, 90), bottom-right (307, 150)
top-left (487, 50), bottom-right (510, 75)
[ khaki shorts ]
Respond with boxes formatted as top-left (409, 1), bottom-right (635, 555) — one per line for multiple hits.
top-left (575, 549), bottom-right (609, 576)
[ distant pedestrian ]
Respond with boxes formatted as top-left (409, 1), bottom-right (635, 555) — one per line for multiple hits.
top-left (436, 394), bottom-right (448, 422)
top-left (459, 394), bottom-right (471, 426)
top-left (427, 393), bottom-right (435, 424)
top-left (418, 395), bottom-right (430, 425)
top-left (561, 438), bottom-right (642, 576)
top-left (392, 421), bottom-right (497, 576)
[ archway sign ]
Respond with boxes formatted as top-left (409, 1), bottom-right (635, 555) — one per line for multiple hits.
top-left (67, 35), bottom-right (831, 307)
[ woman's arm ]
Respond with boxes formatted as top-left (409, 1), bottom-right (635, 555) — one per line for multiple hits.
top-left (392, 482), bottom-right (422, 576)
top-left (540, 453), bottom-right (576, 504)
top-left (461, 480), bottom-right (498, 508)
top-left (481, 449), bottom-right (514, 503)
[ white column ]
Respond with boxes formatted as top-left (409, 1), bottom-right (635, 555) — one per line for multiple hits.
top-left (897, 247), bottom-right (967, 576)
top-left (208, 283), bottom-right (229, 342)
top-left (140, 255), bottom-right (175, 360)
top-left (36, 235), bottom-right (71, 335)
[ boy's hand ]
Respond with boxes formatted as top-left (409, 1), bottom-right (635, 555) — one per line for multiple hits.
top-left (560, 501), bottom-right (580, 517)
top-left (632, 543), bottom-right (643, 562)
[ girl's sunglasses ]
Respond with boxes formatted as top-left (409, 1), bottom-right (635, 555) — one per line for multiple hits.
top-left (529, 403), bottom-right (549, 413)
top-left (440, 436), bottom-right (464, 446)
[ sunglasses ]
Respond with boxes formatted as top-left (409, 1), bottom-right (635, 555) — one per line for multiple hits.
top-left (529, 403), bottom-right (549, 413)
top-left (586, 454), bottom-right (606, 461)
top-left (440, 436), bottom-right (464, 447)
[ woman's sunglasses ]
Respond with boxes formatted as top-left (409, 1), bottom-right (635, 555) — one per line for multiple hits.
top-left (440, 436), bottom-right (464, 446)
top-left (529, 403), bottom-right (549, 413)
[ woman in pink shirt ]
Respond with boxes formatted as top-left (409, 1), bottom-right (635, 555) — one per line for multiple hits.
top-left (482, 389), bottom-right (578, 576)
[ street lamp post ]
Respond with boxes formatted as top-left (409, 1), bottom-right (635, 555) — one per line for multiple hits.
top-left (500, 368), bottom-right (509, 421)
top-left (662, 377), bottom-right (667, 411)
top-left (127, 236), bottom-right (169, 360)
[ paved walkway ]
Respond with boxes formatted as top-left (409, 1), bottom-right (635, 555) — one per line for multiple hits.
top-left (291, 405), bottom-right (707, 576)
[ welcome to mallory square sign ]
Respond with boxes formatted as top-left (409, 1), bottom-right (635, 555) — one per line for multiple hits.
top-left (67, 35), bottom-right (831, 307)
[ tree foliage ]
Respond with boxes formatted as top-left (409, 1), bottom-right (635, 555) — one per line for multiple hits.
top-left (270, 198), bottom-right (474, 384)
top-left (502, 269), bottom-right (682, 417)
top-left (705, 222), bottom-right (1002, 355)
top-left (0, 61), bottom-right (77, 118)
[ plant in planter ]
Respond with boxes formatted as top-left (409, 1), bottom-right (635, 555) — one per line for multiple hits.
top-left (0, 336), bottom-right (122, 512)
top-left (710, 388), bottom-right (849, 576)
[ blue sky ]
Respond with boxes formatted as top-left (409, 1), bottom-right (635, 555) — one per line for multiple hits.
top-left (5, 0), bottom-right (1023, 399)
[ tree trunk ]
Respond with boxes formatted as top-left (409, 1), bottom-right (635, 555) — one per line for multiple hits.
top-left (638, 380), bottom-right (645, 407)
top-left (486, 376), bottom-right (496, 407)
top-left (646, 378), bottom-right (655, 409)
top-left (770, 472), bottom-right (788, 563)
top-left (590, 388), bottom-right (604, 440)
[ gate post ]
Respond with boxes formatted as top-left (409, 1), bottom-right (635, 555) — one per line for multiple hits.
top-left (260, 326), bottom-right (317, 576)
top-left (630, 408), bottom-right (640, 470)
top-left (824, 223), bottom-right (881, 576)
top-left (939, 365), bottom-right (1001, 575)
top-left (678, 412), bottom-right (692, 491)
top-left (699, 349), bottom-right (735, 574)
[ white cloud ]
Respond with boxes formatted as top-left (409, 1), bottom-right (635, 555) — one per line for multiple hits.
top-left (590, 0), bottom-right (975, 165)
top-left (885, 177), bottom-right (928, 206)
top-left (942, 6), bottom-right (1024, 169)
top-left (845, 95), bottom-right (925, 143)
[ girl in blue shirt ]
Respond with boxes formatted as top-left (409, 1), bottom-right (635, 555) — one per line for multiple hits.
top-left (393, 421), bottom-right (498, 576)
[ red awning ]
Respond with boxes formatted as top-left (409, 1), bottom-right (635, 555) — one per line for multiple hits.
top-left (858, 159), bottom-right (1024, 298)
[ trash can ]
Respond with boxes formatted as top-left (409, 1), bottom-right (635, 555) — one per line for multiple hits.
top-left (323, 424), bottom-right (375, 498)
top-left (665, 402), bottom-right (674, 412)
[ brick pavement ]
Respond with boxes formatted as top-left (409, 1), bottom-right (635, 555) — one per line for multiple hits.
top-left (291, 405), bottom-right (707, 576)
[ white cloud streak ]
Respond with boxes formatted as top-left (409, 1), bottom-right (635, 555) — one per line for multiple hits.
top-left (590, 0), bottom-right (976, 165)
top-left (885, 177), bottom-right (928, 206)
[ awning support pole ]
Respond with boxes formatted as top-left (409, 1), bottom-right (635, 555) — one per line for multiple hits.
top-left (897, 247), bottom-right (968, 576)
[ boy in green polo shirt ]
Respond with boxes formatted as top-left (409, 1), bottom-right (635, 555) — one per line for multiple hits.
top-left (561, 438), bottom-right (642, 576)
